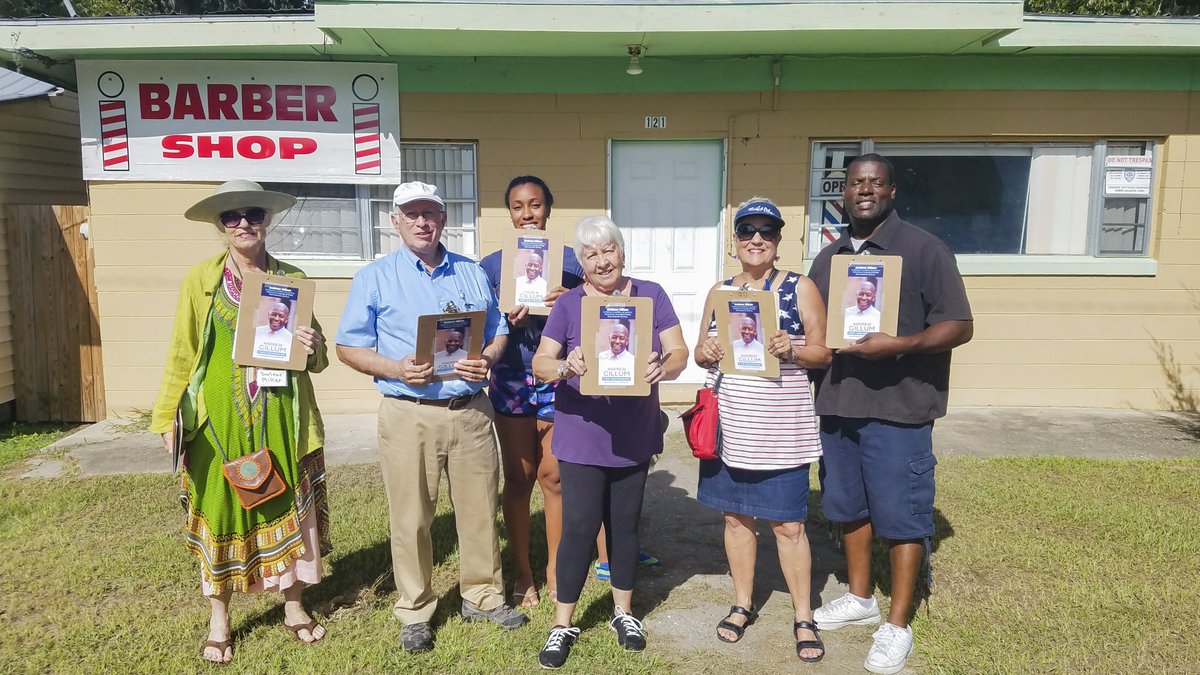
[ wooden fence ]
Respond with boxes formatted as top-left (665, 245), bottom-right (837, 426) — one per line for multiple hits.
top-left (5, 205), bottom-right (105, 422)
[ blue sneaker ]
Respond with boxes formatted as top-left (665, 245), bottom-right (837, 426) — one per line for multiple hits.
top-left (637, 551), bottom-right (661, 567)
top-left (594, 552), bottom-right (658, 582)
top-left (593, 561), bottom-right (610, 582)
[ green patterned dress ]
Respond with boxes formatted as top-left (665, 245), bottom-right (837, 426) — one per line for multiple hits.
top-left (182, 268), bottom-right (329, 595)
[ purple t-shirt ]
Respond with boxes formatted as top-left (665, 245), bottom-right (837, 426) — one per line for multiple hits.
top-left (541, 279), bottom-right (681, 467)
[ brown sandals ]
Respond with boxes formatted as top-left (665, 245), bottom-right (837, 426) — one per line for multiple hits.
top-left (283, 619), bottom-right (326, 644)
top-left (200, 639), bottom-right (232, 665)
top-left (513, 585), bottom-right (541, 608)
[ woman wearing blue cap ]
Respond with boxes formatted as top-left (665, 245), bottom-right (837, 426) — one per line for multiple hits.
top-left (694, 196), bottom-right (832, 662)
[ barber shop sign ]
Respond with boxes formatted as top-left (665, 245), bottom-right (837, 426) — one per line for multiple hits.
top-left (77, 60), bottom-right (400, 183)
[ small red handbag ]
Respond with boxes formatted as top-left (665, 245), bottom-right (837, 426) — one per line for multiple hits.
top-left (680, 373), bottom-right (723, 460)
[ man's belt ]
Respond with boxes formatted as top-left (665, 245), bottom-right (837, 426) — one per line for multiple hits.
top-left (386, 390), bottom-right (481, 411)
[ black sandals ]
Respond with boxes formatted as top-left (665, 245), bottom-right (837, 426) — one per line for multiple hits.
top-left (794, 620), bottom-right (825, 663)
top-left (716, 604), bottom-right (759, 643)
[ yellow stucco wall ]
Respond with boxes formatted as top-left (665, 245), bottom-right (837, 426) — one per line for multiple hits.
top-left (88, 89), bottom-right (1200, 416)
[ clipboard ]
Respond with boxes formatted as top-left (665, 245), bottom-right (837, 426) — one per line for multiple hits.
top-left (579, 295), bottom-right (652, 397)
top-left (170, 407), bottom-right (185, 473)
top-left (232, 272), bottom-right (316, 371)
top-left (499, 229), bottom-right (563, 316)
top-left (713, 288), bottom-right (781, 377)
top-left (825, 253), bottom-right (903, 348)
top-left (415, 311), bottom-right (486, 381)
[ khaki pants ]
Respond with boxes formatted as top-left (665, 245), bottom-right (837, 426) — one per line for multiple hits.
top-left (378, 393), bottom-right (504, 624)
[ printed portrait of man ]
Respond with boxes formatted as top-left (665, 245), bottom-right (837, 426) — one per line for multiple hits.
top-left (252, 298), bottom-right (294, 360)
top-left (514, 250), bottom-right (548, 305)
top-left (597, 319), bottom-right (635, 385)
top-left (433, 328), bottom-right (468, 375)
top-left (731, 313), bottom-right (765, 369)
top-left (843, 277), bottom-right (882, 340)
top-left (845, 278), bottom-right (882, 319)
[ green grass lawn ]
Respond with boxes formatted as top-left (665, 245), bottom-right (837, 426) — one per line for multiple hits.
top-left (0, 423), bottom-right (77, 473)
top-left (911, 456), bottom-right (1200, 674)
top-left (0, 443), bottom-right (1197, 673)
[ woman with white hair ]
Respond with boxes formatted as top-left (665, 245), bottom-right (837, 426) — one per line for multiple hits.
top-left (530, 215), bottom-right (689, 669)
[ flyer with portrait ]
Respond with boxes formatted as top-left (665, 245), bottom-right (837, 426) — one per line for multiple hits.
top-left (499, 228), bottom-right (563, 316)
top-left (712, 288), bottom-right (781, 378)
top-left (415, 311), bottom-right (485, 381)
top-left (579, 296), bottom-right (652, 397)
top-left (825, 253), bottom-right (902, 348)
top-left (233, 272), bottom-right (316, 371)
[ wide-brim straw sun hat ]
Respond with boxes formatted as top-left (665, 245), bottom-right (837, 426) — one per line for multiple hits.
top-left (184, 179), bottom-right (297, 224)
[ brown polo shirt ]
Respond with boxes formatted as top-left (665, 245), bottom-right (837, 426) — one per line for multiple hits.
top-left (809, 210), bottom-right (973, 424)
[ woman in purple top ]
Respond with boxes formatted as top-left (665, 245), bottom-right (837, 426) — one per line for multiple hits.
top-left (531, 215), bottom-right (689, 669)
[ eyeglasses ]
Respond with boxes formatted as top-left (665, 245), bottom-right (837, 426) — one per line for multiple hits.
top-left (219, 208), bottom-right (268, 228)
top-left (399, 209), bottom-right (443, 224)
top-left (735, 222), bottom-right (782, 241)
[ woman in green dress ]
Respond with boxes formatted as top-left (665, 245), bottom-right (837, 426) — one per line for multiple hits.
top-left (151, 180), bottom-right (330, 665)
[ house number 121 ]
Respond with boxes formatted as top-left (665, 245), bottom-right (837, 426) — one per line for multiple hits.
top-left (644, 116), bottom-right (667, 129)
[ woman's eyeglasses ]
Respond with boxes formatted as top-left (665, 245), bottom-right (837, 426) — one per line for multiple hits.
top-left (735, 223), bottom-right (781, 241)
top-left (219, 208), bottom-right (268, 228)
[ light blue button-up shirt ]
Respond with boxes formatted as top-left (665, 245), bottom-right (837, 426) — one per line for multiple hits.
top-left (336, 244), bottom-right (507, 398)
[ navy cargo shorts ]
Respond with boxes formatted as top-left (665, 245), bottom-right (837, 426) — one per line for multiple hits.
top-left (817, 416), bottom-right (937, 541)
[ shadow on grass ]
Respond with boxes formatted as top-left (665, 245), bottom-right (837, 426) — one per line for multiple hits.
top-left (633, 464), bottom-right (767, 616)
top-left (628, 456), bottom-right (956, 626)
top-left (806, 487), bottom-right (955, 622)
top-left (235, 510), bottom-right (463, 637)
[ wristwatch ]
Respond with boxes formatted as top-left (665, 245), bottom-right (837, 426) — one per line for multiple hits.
top-left (557, 362), bottom-right (571, 380)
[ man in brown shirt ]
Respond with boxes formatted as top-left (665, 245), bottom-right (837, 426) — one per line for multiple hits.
top-left (808, 153), bottom-right (973, 675)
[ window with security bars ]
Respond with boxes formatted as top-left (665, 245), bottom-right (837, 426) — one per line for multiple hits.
top-left (265, 142), bottom-right (479, 261)
top-left (1097, 141), bottom-right (1152, 257)
top-left (809, 140), bottom-right (1156, 258)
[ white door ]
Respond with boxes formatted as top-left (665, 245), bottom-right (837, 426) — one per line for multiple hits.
top-left (610, 140), bottom-right (724, 384)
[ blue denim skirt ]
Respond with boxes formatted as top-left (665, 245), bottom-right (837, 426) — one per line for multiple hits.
top-left (696, 459), bottom-right (812, 522)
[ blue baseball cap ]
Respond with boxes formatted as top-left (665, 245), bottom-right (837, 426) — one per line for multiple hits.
top-left (734, 199), bottom-right (785, 228)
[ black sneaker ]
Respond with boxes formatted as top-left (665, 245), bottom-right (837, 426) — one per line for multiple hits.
top-left (400, 622), bottom-right (434, 653)
top-left (461, 599), bottom-right (528, 630)
top-left (538, 625), bottom-right (581, 669)
top-left (609, 608), bottom-right (646, 651)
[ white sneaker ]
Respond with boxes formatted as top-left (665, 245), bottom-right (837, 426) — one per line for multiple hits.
top-left (812, 593), bottom-right (881, 630)
top-left (864, 622), bottom-right (913, 674)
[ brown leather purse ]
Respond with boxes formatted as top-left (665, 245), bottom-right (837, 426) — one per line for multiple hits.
top-left (221, 447), bottom-right (287, 509)
top-left (209, 393), bottom-right (287, 510)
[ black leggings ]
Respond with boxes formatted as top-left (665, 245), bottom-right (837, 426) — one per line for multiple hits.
top-left (555, 459), bottom-right (650, 603)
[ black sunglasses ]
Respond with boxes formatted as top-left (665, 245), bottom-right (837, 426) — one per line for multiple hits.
top-left (219, 208), bottom-right (268, 228)
top-left (735, 222), bottom-right (782, 241)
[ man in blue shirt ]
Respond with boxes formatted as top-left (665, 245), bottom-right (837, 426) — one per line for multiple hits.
top-left (336, 181), bottom-right (524, 654)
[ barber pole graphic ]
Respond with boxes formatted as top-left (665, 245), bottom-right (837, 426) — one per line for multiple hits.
top-left (353, 103), bottom-right (381, 175)
top-left (821, 199), bottom-right (845, 227)
top-left (99, 100), bottom-right (130, 171)
top-left (809, 200), bottom-right (847, 256)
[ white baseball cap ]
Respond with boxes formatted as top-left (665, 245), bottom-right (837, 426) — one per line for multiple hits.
top-left (393, 181), bottom-right (445, 209)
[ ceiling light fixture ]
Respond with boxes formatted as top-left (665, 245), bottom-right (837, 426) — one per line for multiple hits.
top-left (626, 45), bottom-right (644, 76)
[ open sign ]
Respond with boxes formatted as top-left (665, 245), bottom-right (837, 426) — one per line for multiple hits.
top-left (816, 171), bottom-right (846, 198)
